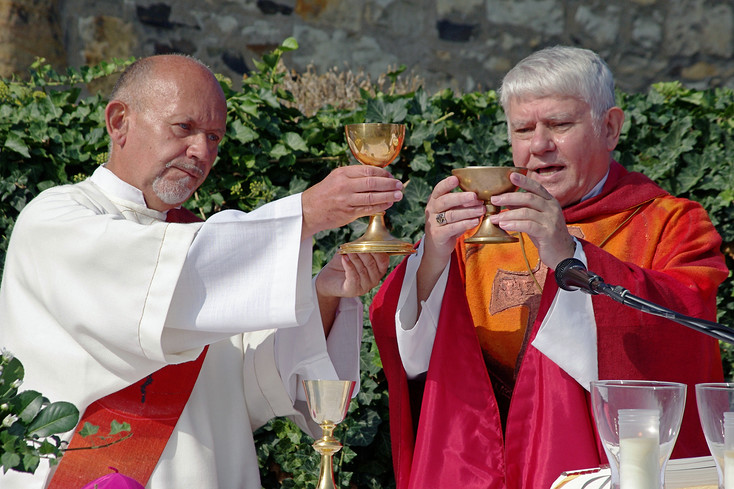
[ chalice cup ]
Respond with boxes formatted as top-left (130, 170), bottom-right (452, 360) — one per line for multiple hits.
top-left (303, 380), bottom-right (357, 489)
top-left (338, 123), bottom-right (416, 255)
top-left (451, 166), bottom-right (527, 243)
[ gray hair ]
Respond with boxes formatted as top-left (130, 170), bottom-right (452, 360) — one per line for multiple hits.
top-left (498, 46), bottom-right (616, 131)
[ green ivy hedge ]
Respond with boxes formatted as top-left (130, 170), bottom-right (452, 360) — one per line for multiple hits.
top-left (1, 40), bottom-right (732, 488)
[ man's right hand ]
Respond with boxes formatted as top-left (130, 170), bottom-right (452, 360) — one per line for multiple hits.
top-left (301, 165), bottom-right (404, 239)
top-left (417, 175), bottom-right (484, 303)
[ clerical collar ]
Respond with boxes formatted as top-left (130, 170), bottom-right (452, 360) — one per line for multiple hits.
top-left (580, 168), bottom-right (610, 202)
top-left (91, 165), bottom-right (148, 206)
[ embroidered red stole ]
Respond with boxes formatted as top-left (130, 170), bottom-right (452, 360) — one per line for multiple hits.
top-left (49, 206), bottom-right (206, 488)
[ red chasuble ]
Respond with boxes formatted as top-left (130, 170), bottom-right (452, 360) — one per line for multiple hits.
top-left (49, 206), bottom-right (206, 488)
top-left (370, 162), bottom-right (728, 489)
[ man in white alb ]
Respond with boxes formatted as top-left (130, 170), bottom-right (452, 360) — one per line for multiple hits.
top-left (0, 54), bottom-right (403, 488)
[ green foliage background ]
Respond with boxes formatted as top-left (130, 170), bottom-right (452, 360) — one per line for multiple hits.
top-left (0, 40), bottom-right (732, 487)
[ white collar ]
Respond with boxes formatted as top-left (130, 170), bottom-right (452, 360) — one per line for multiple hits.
top-left (90, 165), bottom-right (148, 206)
top-left (580, 168), bottom-right (610, 202)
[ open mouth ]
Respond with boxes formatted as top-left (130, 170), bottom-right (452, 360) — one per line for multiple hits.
top-left (530, 165), bottom-right (564, 176)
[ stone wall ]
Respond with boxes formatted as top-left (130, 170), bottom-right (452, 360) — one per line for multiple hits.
top-left (4, 0), bottom-right (734, 94)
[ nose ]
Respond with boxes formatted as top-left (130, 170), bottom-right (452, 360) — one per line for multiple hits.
top-left (529, 123), bottom-right (556, 155)
top-left (186, 132), bottom-right (218, 162)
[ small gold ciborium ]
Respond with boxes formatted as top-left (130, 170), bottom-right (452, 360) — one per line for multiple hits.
top-left (338, 123), bottom-right (415, 255)
top-left (303, 379), bottom-right (357, 489)
top-left (451, 166), bottom-right (528, 243)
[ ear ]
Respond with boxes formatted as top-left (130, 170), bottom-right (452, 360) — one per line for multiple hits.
top-left (105, 100), bottom-right (130, 148)
top-left (603, 106), bottom-right (625, 152)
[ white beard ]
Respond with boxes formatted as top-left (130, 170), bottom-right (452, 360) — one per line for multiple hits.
top-left (153, 162), bottom-right (204, 205)
top-left (152, 175), bottom-right (195, 205)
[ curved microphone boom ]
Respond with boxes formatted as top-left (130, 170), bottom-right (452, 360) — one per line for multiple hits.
top-left (554, 258), bottom-right (734, 344)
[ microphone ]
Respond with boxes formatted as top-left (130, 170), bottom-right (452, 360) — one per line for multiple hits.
top-left (554, 258), bottom-right (605, 295)
top-left (553, 257), bottom-right (734, 344)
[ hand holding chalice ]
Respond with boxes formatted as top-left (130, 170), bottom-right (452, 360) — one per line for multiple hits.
top-left (451, 166), bottom-right (527, 243)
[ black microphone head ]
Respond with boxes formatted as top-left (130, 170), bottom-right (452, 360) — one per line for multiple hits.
top-left (555, 258), bottom-right (589, 291)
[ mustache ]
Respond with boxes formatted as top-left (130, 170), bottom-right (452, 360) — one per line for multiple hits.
top-left (166, 161), bottom-right (205, 178)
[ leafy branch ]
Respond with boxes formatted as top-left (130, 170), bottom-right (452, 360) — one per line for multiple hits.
top-left (0, 351), bottom-right (132, 474)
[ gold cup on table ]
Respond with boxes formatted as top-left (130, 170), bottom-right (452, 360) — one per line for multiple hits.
top-left (338, 123), bottom-right (416, 255)
top-left (451, 166), bottom-right (528, 243)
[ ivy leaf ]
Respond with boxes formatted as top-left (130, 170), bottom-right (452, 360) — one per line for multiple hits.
top-left (78, 422), bottom-right (99, 437)
top-left (109, 419), bottom-right (131, 436)
top-left (365, 99), bottom-right (408, 124)
top-left (4, 132), bottom-right (30, 158)
top-left (283, 132), bottom-right (309, 152)
top-left (230, 120), bottom-right (258, 143)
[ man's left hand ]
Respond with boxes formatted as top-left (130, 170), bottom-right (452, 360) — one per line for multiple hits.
top-left (315, 253), bottom-right (390, 336)
top-left (489, 171), bottom-right (576, 270)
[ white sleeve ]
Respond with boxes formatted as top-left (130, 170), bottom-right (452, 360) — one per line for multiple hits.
top-left (531, 239), bottom-right (598, 391)
top-left (395, 240), bottom-right (450, 379)
top-left (162, 194), bottom-right (315, 350)
top-left (274, 278), bottom-right (362, 403)
top-left (240, 281), bottom-right (362, 435)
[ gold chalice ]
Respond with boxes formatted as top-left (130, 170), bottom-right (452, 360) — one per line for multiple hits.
top-left (451, 166), bottom-right (527, 243)
top-left (303, 380), bottom-right (357, 489)
top-left (338, 123), bottom-right (415, 255)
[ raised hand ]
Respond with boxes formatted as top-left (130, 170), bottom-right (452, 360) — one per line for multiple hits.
top-left (301, 165), bottom-right (404, 239)
top-left (417, 175), bottom-right (484, 303)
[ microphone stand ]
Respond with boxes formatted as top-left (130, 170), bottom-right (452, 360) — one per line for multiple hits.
top-left (579, 274), bottom-right (734, 345)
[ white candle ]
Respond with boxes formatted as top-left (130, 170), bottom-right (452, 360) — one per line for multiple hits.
top-left (619, 409), bottom-right (660, 489)
top-left (620, 437), bottom-right (660, 489)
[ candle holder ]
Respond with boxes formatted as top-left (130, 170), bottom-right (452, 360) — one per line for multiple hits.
top-left (696, 383), bottom-right (734, 489)
top-left (591, 380), bottom-right (686, 489)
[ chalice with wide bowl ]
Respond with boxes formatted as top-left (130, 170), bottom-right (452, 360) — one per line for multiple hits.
top-left (302, 380), bottom-right (357, 489)
top-left (338, 123), bottom-right (416, 255)
top-left (451, 166), bottom-right (528, 243)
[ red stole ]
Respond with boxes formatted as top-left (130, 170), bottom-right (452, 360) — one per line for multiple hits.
top-left (49, 206), bottom-right (206, 488)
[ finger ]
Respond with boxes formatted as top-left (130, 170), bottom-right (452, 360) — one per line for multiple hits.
top-left (491, 189), bottom-right (554, 211)
top-left (509, 171), bottom-right (553, 199)
top-left (351, 253), bottom-right (388, 284)
top-left (436, 206), bottom-right (486, 226)
top-left (341, 164), bottom-right (394, 179)
top-left (434, 175), bottom-right (460, 194)
top-left (347, 188), bottom-right (405, 207)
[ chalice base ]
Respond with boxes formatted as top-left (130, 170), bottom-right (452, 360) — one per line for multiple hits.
top-left (338, 213), bottom-right (416, 255)
top-left (464, 214), bottom-right (518, 244)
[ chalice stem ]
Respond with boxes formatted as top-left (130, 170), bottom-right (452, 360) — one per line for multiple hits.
top-left (316, 452), bottom-right (337, 489)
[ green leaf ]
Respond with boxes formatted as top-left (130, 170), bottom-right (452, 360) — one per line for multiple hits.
top-left (78, 421), bottom-right (99, 437)
top-left (4, 133), bottom-right (30, 158)
top-left (230, 119), bottom-right (258, 143)
top-left (0, 357), bottom-right (24, 398)
top-left (281, 37), bottom-right (299, 51)
top-left (1, 452), bottom-right (21, 472)
top-left (9, 390), bottom-right (44, 423)
top-left (109, 419), bottom-right (131, 435)
top-left (26, 401), bottom-right (79, 438)
top-left (283, 132), bottom-right (309, 152)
